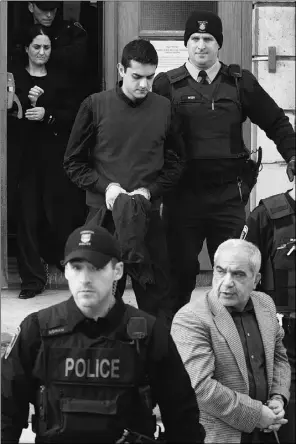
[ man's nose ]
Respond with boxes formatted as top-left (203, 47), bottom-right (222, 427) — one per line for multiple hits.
top-left (223, 273), bottom-right (234, 286)
top-left (139, 78), bottom-right (148, 89)
top-left (79, 270), bottom-right (92, 283)
top-left (197, 39), bottom-right (206, 49)
top-left (46, 10), bottom-right (54, 18)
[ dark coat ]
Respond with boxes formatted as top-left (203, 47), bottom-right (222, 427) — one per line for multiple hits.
top-left (86, 194), bottom-right (154, 288)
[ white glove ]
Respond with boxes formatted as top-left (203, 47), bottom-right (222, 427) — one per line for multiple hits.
top-left (105, 183), bottom-right (126, 210)
top-left (129, 188), bottom-right (151, 201)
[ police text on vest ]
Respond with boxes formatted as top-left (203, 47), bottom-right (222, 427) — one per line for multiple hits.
top-left (65, 358), bottom-right (120, 378)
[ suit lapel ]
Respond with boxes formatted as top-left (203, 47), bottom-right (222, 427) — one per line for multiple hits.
top-left (208, 290), bottom-right (249, 389)
top-left (251, 293), bottom-right (274, 390)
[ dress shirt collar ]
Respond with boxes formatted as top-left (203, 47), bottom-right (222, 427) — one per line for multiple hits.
top-left (66, 293), bottom-right (126, 331)
top-left (227, 298), bottom-right (254, 315)
top-left (185, 59), bottom-right (221, 84)
top-left (116, 81), bottom-right (148, 107)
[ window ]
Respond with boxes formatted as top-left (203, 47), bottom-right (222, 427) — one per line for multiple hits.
top-left (140, 1), bottom-right (217, 32)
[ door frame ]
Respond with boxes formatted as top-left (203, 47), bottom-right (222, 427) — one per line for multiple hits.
top-left (0, 0), bottom-right (8, 289)
top-left (0, 1), bottom-right (253, 286)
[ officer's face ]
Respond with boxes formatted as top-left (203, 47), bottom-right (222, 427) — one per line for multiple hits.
top-left (26, 34), bottom-right (52, 66)
top-left (187, 33), bottom-right (219, 70)
top-left (212, 248), bottom-right (261, 312)
top-left (65, 260), bottom-right (123, 314)
top-left (28, 3), bottom-right (57, 27)
top-left (118, 61), bottom-right (156, 101)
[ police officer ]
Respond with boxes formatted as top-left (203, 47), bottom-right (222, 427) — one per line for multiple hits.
top-left (152, 10), bottom-right (296, 314)
top-left (1, 225), bottom-right (205, 443)
top-left (10, 2), bottom-right (89, 99)
top-left (241, 182), bottom-right (295, 443)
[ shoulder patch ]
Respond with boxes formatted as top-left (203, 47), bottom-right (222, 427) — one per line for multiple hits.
top-left (4, 326), bottom-right (21, 359)
top-left (73, 21), bottom-right (86, 32)
top-left (240, 225), bottom-right (248, 240)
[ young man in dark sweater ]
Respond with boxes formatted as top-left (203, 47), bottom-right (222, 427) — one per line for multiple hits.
top-left (64, 39), bottom-right (185, 326)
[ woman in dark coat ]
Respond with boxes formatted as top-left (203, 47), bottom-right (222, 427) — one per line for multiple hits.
top-left (9, 24), bottom-right (86, 299)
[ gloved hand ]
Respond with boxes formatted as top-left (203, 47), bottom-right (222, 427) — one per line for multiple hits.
top-left (105, 183), bottom-right (126, 210)
top-left (129, 188), bottom-right (151, 201)
top-left (286, 156), bottom-right (296, 182)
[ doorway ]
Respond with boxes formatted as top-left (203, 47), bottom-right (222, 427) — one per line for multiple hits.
top-left (6, 1), bottom-right (104, 288)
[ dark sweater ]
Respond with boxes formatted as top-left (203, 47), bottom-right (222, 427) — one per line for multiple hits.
top-left (64, 86), bottom-right (185, 208)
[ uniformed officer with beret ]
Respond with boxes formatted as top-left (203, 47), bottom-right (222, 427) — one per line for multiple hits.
top-left (153, 10), bottom-right (296, 314)
top-left (1, 225), bottom-right (205, 443)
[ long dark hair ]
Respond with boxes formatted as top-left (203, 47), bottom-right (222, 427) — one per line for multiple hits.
top-left (20, 24), bottom-right (52, 65)
top-left (23, 23), bottom-right (52, 49)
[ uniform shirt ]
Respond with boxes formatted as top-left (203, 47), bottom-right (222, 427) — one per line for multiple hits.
top-left (64, 85), bottom-right (185, 208)
top-left (1, 297), bottom-right (205, 443)
top-left (185, 59), bottom-right (221, 84)
top-left (229, 299), bottom-right (268, 403)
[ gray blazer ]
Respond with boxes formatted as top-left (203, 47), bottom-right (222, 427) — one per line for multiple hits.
top-left (171, 290), bottom-right (291, 444)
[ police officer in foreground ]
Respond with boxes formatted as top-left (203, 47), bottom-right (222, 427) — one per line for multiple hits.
top-left (241, 180), bottom-right (295, 443)
top-left (9, 2), bottom-right (88, 98)
top-left (1, 226), bottom-right (205, 443)
top-left (152, 10), bottom-right (296, 314)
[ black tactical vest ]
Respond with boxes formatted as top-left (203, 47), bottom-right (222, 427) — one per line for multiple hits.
top-left (166, 64), bottom-right (248, 160)
top-left (260, 193), bottom-right (295, 313)
top-left (32, 302), bottom-right (156, 443)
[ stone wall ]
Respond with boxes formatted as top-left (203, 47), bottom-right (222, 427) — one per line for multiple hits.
top-left (251, 0), bottom-right (295, 207)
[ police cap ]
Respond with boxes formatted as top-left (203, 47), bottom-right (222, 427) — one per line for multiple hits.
top-left (62, 226), bottom-right (121, 269)
top-left (33, 2), bottom-right (60, 11)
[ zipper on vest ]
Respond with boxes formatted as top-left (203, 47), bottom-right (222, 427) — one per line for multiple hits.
top-left (212, 99), bottom-right (214, 110)
top-left (39, 385), bottom-right (46, 421)
top-left (237, 177), bottom-right (243, 202)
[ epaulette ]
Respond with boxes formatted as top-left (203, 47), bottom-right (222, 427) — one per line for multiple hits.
top-left (73, 21), bottom-right (86, 33)
top-left (166, 65), bottom-right (189, 84)
top-left (261, 193), bottom-right (294, 220)
top-left (228, 64), bottom-right (242, 79)
top-left (220, 63), bottom-right (242, 80)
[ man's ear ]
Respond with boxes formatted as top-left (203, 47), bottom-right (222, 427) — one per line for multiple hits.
top-left (64, 264), bottom-right (70, 282)
top-left (28, 2), bottom-right (34, 14)
top-left (117, 63), bottom-right (125, 79)
top-left (114, 261), bottom-right (124, 281)
top-left (254, 272), bottom-right (261, 288)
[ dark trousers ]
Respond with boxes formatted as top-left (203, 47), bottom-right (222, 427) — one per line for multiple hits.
top-left (278, 315), bottom-right (295, 444)
top-left (165, 180), bottom-right (249, 314)
top-left (86, 207), bottom-right (173, 326)
top-left (17, 166), bottom-right (86, 291)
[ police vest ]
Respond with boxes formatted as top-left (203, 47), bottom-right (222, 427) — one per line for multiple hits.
top-left (166, 63), bottom-right (248, 160)
top-left (261, 193), bottom-right (295, 313)
top-left (32, 302), bottom-right (156, 443)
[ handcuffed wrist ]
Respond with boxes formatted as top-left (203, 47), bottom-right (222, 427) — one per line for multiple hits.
top-left (105, 183), bottom-right (121, 193)
top-left (270, 395), bottom-right (285, 407)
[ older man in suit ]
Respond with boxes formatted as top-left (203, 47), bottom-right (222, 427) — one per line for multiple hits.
top-left (171, 239), bottom-right (291, 443)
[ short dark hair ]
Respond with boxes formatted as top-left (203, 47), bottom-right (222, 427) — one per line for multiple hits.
top-left (23, 24), bottom-right (52, 48)
top-left (121, 39), bottom-right (158, 70)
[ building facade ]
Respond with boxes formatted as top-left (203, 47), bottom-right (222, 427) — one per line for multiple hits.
top-left (0, 0), bottom-right (295, 288)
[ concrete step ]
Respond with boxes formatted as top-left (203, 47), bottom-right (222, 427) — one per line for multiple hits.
top-left (7, 256), bottom-right (213, 289)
